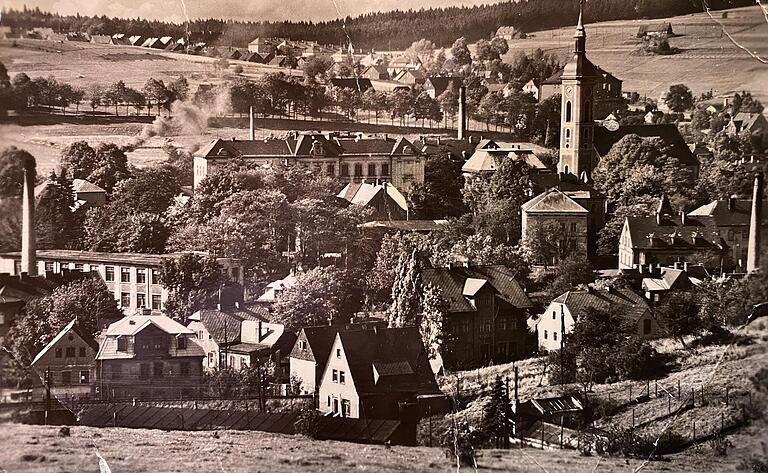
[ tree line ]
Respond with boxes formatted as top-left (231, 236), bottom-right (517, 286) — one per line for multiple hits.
top-left (1, 0), bottom-right (750, 50)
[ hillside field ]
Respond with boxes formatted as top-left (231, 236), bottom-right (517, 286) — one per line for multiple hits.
top-left (499, 5), bottom-right (768, 103)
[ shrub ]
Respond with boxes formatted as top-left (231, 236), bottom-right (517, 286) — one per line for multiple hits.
top-left (614, 337), bottom-right (665, 380)
top-left (738, 455), bottom-right (768, 473)
top-left (233, 65), bottom-right (244, 74)
top-left (293, 409), bottom-right (321, 438)
top-left (440, 420), bottom-right (478, 468)
top-left (709, 434), bottom-right (733, 457)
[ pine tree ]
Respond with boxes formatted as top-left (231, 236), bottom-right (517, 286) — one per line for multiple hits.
top-left (387, 249), bottom-right (421, 328)
top-left (483, 375), bottom-right (511, 448)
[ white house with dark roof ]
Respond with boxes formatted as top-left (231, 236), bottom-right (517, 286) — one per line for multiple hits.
top-left (336, 181), bottom-right (408, 220)
top-left (536, 287), bottom-right (656, 352)
top-left (31, 320), bottom-right (98, 398)
top-left (96, 314), bottom-right (205, 399)
top-left (0, 250), bottom-right (243, 314)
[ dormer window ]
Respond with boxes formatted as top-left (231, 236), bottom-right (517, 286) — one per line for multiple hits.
top-left (117, 336), bottom-right (127, 351)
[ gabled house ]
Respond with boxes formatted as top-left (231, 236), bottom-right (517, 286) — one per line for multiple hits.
top-left (329, 78), bottom-right (374, 94)
top-left (72, 179), bottom-right (106, 207)
top-left (393, 69), bottom-right (425, 85)
top-left (726, 112), bottom-right (768, 148)
top-left (361, 65), bottom-right (389, 80)
top-left (637, 23), bottom-right (673, 38)
top-left (90, 35), bottom-right (112, 45)
top-left (495, 26), bottom-right (525, 40)
top-left (336, 181), bottom-right (408, 221)
top-left (640, 266), bottom-right (698, 302)
top-left (536, 287), bottom-right (657, 352)
top-left (522, 79), bottom-right (539, 100)
top-left (521, 188), bottom-right (589, 264)
top-left (257, 271), bottom-right (299, 304)
top-left (96, 314), bottom-right (205, 400)
top-left (423, 77), bottom-right (462, 99)
top-left (420, 265), bottom-right (534, 369)
top-left (318, 327), bottom-right (442, 419)
top-left (31, 320), bottom-right (98, 399)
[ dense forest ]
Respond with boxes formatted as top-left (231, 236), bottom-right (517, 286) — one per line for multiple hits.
top-left (0, 0), bottom-right (752, 50)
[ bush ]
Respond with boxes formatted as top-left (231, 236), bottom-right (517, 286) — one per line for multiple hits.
top-left (614, 337), bottom-right (665, 380)
top-left (293, 409), bottom-right (321, 438)
top-left (738, 455), bottom-right (768, 473)
top-left (233, 65), bottom-right (244, 74)
top-left (440, 420), bottom-right (478, 468)
top-left (709, 434), bottom-right (733, 457)
top-left (417, 415), bottom-right (450, 446)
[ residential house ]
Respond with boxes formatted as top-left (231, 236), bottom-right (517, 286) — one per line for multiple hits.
top-left (361, 65), bottom-right (389, 81)
top-left (193, 133), bottom-right (425, 192)
top-left (522, 80), bottom-right (539, 100)
top-left (423, 77), bottom-right (462, 99)
top-left (0, 250), bottom-right (243, 314)
top-left (644, 110), bottom-right (665, 124)
top-left (619, 192), bottom-right (767, 271)
top-left (521, 188), bottom-right (589, 264)
top-left (318, 326), bottom-right (442, 419)
top-left (96, 314), bottom-right (205, 400)
top-left (360, 53), bottom-right (386, 68)
top-left (536, 287), bottom-right (657, 352)
top-left (726, 112), bottom-right (768, 149)
top-left (420, 265), bottom-right (534, 369)
top-left (31, 320), bottom-right (98, 399)
top-left (289, 321), bottom-right (387, 395)
top-left (640, 265), bottom-right (698, 303)
top-left (336, 181), bottom-right (408, 221)
top-left (358, 219), bottom-right (449, 236)
top-left (187, 304), bottom-right (294, 378)
top-left (224, 48), bottom-right (242, 60)
top-left (110, 34), bottom-right (131, 45)
top-left (386, 55), bottom-right (422, 77)
top-left (248, 37), bottom-right (277, 54)
top-left (72, 179), bottom-right (107, 207)
top-left (128, 35), bottom-right (144, 46)
top-left (90, 35), bottom-right (112, 45)
top-left (495, 26), bottom-right (525, 40)
top-left (637, 23), bottom-right (674, 38)
top-left (393, 69), bottom-right (425, 86)
top-left (257, 271), bottom-right (299, 304)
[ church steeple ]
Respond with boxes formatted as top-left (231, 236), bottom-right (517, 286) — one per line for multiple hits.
top-left (557, 0), bottom-right (597, 180)
top-left (574, 0), bottom-right (586, 54)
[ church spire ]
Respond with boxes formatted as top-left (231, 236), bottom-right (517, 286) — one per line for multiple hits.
top-left (574, 0), bottom-right (586, 54)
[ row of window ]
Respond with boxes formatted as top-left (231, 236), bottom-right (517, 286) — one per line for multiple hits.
top-left (137, 361), bottom-right (192, 378)
top-left (327, 396), bottom-right (351, 417)
top-left (119, 292), bottom-right (162, 309)
top-left (543, 330), bottom-right (559, 341)
top-left (116, 335), bottom-right (187, 351)
top-left (55, 346), bottom-right (87, 358)
top-left (337, 162), bottom-right (390, 178)
top-left (59, 370), bottom-right (89, 385)
top-left (331, 369), bottom-right (346, 384)
top-left (105, 266), bottom-right (161, 284)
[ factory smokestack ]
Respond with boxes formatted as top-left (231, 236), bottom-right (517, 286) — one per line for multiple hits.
top-left (746, 173), bottom-right (763, 273)
top-left (458, 86), bottom-right (466, 141)
top-left (249, 106), bottom-right (255, 140)
top-left (21, 153), bottom-right (37, 276)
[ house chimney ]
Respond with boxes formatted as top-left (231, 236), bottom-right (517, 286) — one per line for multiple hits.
top-left (728, 195), bottom-right (737, 212)
top-left (458, 86), bottom-right (466, 140)
top-left (747, 174), bottom-right (763, 273)
top-left (680, 211), bottom-right (686, 225)
top-left (21, 154), bottom-right (37, 277)
top-left (249, 106), bottom-right (255, 140)
top-left (683, 262), bottom-right (689, 272)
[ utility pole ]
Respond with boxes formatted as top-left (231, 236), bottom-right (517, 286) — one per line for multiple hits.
top-left (44, 368), bottom-right (51, 425)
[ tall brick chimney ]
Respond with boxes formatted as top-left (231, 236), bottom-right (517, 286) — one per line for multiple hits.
top-left (746, 174), bottom-right (763, 273)
top-left (249, 106), bottom-right (255, 140)
top-left (21, 154), bottom-right (37, 276)
top-left (458, 86), bottom-right (466, 140)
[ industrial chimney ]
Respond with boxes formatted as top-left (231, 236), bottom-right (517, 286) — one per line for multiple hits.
top-left (21, 154), bottom-right (37, 276)
top-left (458, 86), bottom-right (466, 140)
top-left (249, 106), bottom-right (255, 140)
top-left (746, 174), bottom-right (763, 273)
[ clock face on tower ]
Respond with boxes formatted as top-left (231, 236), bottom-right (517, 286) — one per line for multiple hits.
top-left (565, 86), bottom-right (574, 97)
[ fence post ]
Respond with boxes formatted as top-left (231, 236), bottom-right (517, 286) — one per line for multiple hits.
top-left (541, 424), bottom-right (545, 449)
top-left (629, 385), bottom-right (632, 403)
top-left (646, 380), bottom-right (650, 397)
top-left (701, 386), bottom-right (705, 405)
top-left (668, 395), bottom-right (671, 414)
top-left (632, 408), bottom-right (635, 429)
top-left (692, 421), bottom-right (696, 443)
top-left (678, 380), bottom-right (681, 397)
top-left (725, 386), bottom-right (729, 406)
top-left (691, 387), bottom-right (695, 406)
top-left (560, 416), bottom-right (564, 449)
top-left (721, 412), bottom-right (724, 432)
top-left (655, 380), bottom-right (658, 398)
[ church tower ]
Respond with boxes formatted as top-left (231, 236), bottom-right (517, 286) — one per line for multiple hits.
top-left (558, 1), bottom-right (599, 180)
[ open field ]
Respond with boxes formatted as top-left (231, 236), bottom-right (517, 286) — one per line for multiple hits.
top-left (500, 5), bottom-right (768, 103)
top-left (0, 420), bottom-right (765, 473)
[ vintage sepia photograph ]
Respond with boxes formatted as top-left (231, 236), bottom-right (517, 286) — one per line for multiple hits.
top-left (0, 0), bottom-right (766, 471)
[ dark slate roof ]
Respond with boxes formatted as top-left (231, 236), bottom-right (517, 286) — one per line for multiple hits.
top-left (338, 327), bottom-right (440, 395)
top-left (687, 199), bottom-right (753, 226)
top-left (194, 305), bottom-right (268, 345)
top-left (329, 78), bottom-right (373, 93)
top-left (593, 125), bottom-right (699, 167)
top-left (553, 287), bottom-right (649, 322)
top-left (421, 265), bottom-right (533, 313)
top-left (541, 63), bottom-right (620, 85)
top-left (624, 215), bottom-right (724, 251)
top-left (424, 77), bottom-right (462, 96)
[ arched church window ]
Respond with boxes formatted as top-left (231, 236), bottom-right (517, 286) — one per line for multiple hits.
top-left (584, 101), bottom-right (591, 121)
top-left (565, 101), bottom-right (572, 122)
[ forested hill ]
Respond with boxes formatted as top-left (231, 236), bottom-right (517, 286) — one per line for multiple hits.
top-left (1, 0), bottom-right (750, 50)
